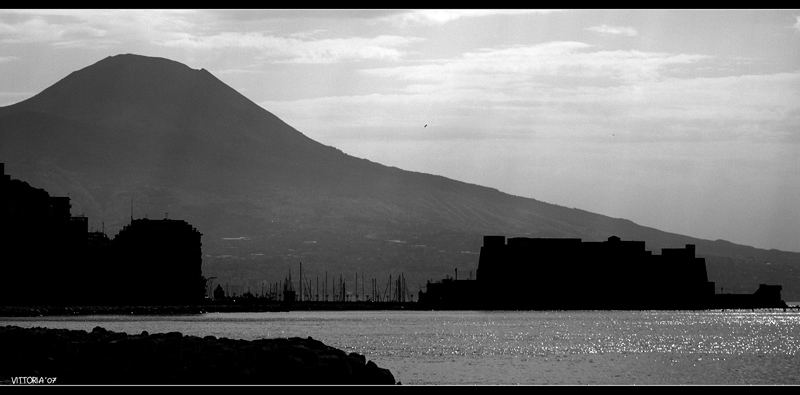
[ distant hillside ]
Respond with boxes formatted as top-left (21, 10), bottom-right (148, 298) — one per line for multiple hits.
top-left (1, 54), bottom-right (797, 300)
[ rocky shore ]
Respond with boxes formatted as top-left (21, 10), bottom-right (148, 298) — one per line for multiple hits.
top-left (0, 325), bottom-right (396, 384)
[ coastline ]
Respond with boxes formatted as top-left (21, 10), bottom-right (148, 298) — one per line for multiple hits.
top-left (1, 302), bottom-right (797, 317)
top-left (0, 325), bottom-right (396, 385)
top-left (0, 302), bottom-right (419, 317)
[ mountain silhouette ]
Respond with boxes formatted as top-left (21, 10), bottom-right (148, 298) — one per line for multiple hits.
top-left (1, 54), bottom-right (798, 299)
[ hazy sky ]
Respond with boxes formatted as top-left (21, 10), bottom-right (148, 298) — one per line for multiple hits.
top-left (1, 9), bottom-right (799, 252)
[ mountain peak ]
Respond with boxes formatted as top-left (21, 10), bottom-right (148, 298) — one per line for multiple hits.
top-left (0, 52), bottom-right (330, 179)
top-left (4, 53), bottom-right (263, 134)
top-left (92, 53), bottom-right (205, 74)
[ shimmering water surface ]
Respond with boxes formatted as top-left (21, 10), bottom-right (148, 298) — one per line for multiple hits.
top-left (3, 310), bottom-right (799, 384)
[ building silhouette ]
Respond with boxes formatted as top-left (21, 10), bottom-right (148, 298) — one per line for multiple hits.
top-left (112, 218), bottom-right (203, 305)
top-left (213, 284), bottom-right (226, 300)
top-left (419, 235), bottom-right (785, 309)
top-left (0, 163), bottom-right (204, 306)
top-left (1, 163), bottom-right (86, 304)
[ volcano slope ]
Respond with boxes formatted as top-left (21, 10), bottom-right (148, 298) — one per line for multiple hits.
top-left (1, 54), bottom-right (797, 300)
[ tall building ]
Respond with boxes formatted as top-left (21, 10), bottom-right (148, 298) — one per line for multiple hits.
top-left (0, 164), bottom-right (88, 304)
top-left (0, 163), bottom-right (205, 306)
top-left (113, 218), bottom-right (204, 305)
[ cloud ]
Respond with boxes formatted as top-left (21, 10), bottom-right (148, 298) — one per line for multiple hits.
top-left (362, 41), bottom-right (709, 84)
top-left (0, 55), bottom-right (18, 63)
top-left (198, 9), bottom-right (399, 23)
top-left (260, 41), bottom-right (798, 147)
top-left (160, 32), bottom-right (424, 63)
top-left (586, 24), bottom-right (638, 37)
top-left (0, 10), bottom-right (421, 63)
top-left (0, 16), bottom-right (108, 45)
top-left (381, 9), bottom-right (559, 26)
top-left (289, 29), bottom-right (327, 39)
top-left (217, 67), bottom-right (264, 75)
top-left (0, 10), bottom-right (197, 48)
top-left (794, 16), bottom-right (800, 31)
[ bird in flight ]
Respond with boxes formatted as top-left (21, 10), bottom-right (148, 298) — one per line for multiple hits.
top-left (424, 124), bottom-right (428, 128)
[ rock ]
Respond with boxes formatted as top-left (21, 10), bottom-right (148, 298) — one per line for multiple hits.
top-left (0, 325), bottom-right (396, 385)
top-left (348, 352), bottom-right (366, 366)
top-left (365, 360), bottom-right (396, 384)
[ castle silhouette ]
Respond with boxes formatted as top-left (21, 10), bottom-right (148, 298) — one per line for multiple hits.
top-left (419, 235), bottom-right (786, 310)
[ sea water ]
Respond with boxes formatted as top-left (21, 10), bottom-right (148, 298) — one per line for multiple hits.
top-left (2, 309), bottom-right (799, 384)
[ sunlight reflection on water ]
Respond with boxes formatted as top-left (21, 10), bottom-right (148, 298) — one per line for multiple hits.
top-left (3, 309), bottom-right (799, 384)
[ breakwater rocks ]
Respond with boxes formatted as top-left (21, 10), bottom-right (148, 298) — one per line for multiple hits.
top-left (0, 325), bottom-right (396, 384)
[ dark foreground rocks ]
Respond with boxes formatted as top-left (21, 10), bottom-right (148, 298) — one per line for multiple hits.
top-left (0, 325), bottom-right (396, 384)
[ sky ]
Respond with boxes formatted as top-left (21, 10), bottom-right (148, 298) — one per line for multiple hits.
top-left (1, 9), bottom-right (799, 252)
